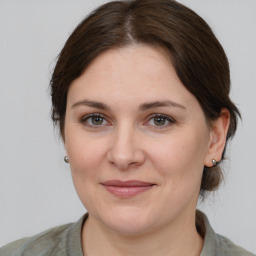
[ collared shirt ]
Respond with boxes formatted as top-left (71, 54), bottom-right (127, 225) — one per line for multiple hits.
top-left (0, 212), bottom-right (255, 256)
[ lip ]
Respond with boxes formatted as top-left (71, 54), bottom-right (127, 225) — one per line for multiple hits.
top-left (101, 180), bottom-right (155, 198)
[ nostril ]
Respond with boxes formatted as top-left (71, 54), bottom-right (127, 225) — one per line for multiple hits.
top-left (107, 149), bottom-right (145, 170)
top-left (106, 131), bottom-right (146, 170)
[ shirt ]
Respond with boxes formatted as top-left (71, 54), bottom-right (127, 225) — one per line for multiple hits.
top-left (0, 211), bottom-right (255, 256)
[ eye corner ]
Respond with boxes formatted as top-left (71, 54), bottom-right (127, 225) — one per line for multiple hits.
top-left (144, 113), bottom-right (176, 129)
top-left (80, 113), bottom-right (111, 128)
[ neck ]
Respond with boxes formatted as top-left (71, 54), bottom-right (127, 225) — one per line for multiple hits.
top-left (82, 211), bottom-right (203, 256)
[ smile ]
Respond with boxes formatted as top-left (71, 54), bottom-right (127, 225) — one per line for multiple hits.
top-left (101, 180), bottom-right (155, 198)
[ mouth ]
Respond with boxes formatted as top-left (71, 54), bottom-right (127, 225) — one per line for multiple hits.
top-left (101, 180), bottom-right (156, 198)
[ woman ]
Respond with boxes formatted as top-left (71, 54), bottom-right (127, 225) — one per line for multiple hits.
top-left (0, 0), bottom-right (255, 255)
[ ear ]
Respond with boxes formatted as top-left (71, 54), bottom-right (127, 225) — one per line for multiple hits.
top-left (204, 108), bottom-right (230, 167)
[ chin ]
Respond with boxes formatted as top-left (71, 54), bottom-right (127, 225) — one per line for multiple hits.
top-left (95, 206), bottom-right (158, 235)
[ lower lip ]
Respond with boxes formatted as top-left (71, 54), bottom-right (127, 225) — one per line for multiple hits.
top-left (103, 185), bottom-right (154, 197)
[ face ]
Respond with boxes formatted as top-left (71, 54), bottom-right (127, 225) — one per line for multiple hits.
top-left (64, 45), bottom-right (215, 235)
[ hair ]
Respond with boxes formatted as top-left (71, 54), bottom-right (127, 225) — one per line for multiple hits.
top-left (50, 0), bottom-right (240, 196)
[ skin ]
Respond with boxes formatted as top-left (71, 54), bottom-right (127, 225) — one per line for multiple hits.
top-left (64, 44), bottom-right (230, 256)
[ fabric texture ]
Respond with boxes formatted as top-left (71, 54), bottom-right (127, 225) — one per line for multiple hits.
top-left (0, 211), bottom-right (255, 256)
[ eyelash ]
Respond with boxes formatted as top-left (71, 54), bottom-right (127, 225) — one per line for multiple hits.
top-left (145, 114), bottom-right (176, 128)
top-left (80, 113), bottom-right (108, 128)
top-left (80, 113), bottom-right (176, 129)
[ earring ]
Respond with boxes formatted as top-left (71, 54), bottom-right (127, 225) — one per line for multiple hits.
top-left (212, 159), bottom-right (217, 167)
top-left (64, 156), bottom-right (69, 163)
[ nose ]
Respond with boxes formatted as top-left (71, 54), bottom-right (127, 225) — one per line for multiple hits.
top-left (107, 124), bottom-right (145, 170)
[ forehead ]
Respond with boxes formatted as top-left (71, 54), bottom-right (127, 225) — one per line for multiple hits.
top-left (67, 44), bottom-right (197, 110)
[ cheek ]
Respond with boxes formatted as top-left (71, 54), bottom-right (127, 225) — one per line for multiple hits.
top-left (147, 130), bottom-right (208, 180)
top-left (66, 135), bottom-right (109, 208)
top-left (66, 133), bottom-right (108, 180)
top-left (147, 133), bottom-right (208, 208)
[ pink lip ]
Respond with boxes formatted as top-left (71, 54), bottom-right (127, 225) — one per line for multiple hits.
top-left (101, 180), bottom-right (155, 198)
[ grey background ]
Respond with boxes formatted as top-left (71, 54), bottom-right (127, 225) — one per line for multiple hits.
top-left (0, 0), bottom-right (255, 252)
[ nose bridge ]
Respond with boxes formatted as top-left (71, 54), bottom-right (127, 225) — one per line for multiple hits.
top-left (116, 121), bottom-right (133, 146)
top-left (107, 120), bottom-right (144, 169)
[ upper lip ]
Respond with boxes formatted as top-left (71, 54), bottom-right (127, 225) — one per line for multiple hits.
top-left (101, 180), bottom-right (155, 187)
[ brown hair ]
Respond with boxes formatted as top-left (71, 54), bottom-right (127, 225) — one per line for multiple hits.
top-left (50, 0), bottom-right (240, 196)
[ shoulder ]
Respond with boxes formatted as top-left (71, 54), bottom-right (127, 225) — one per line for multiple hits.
top-left (0, 215), bottom-right (86, 256)
top-left (0, 223), bottom-right (72, 256)
top-left (197, 210), bottom-right (255, 256)
top-left (216, 234), bottom-right (255, 256)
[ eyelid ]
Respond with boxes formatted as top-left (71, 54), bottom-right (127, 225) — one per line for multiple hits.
top-left (81, 113), bottom-right (105, 122)
top-left (147, 113), bottom-right (175, 121)
top-left (79, 112), bottom-right (175, 129)
top-left (145, 113), bottom-right (176, 128)
top-left (80, 113), bottom-right (111, 127)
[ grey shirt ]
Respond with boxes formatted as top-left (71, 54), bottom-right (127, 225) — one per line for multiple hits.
top-left (0, 212), bottom-right (255, 256)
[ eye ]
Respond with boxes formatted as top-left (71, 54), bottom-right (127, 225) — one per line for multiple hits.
top-left (146, 114), bottom-right (175, 128)
top-left (81, 114), bottom-right (109, 127)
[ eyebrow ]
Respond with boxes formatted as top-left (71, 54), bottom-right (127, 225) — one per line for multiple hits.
top-left (139, 100), bottom-right (186, 111)
top-left (71, 100), bottom-right (186, 111)
top-left (72, 100), bottom-right (110, 111)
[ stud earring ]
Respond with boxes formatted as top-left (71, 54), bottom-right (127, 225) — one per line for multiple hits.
top-left (212, 159), bottom-right (217, 167)
top-left (64, 156), bottom-right (69, 163)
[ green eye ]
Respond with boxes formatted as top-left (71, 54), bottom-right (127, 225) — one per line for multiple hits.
top-left (153, 116), bottom-right (167, 126)
top-left (81, 114), bottom-right (108, 127)
top-left (91, 116), bottom-right (104, 125)
top-left (147, 114), bottom-right (175, 128)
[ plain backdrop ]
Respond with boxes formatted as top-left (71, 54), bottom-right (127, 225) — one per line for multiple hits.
top-left (0, 0), bottom-right (255, 253)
